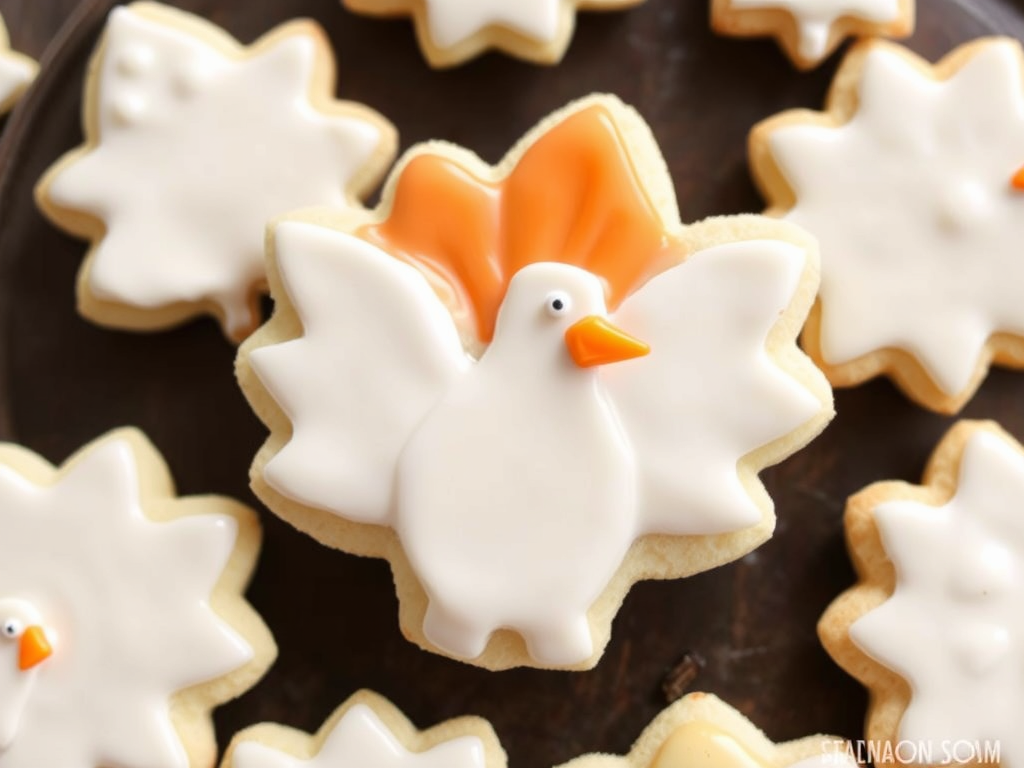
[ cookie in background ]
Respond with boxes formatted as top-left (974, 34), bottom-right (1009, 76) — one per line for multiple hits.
top-left (0, 13), bottom-right (36, 113)
top-left (557, 691), bottom-right (856, 768)
top-left (0, 428), bottom-right (275, 768)
top-left (821, 420), bottom-right (1022, 768)
top-left (35, 2), bottom-right (397, 343)
top-left (711, 0), bottom-right (913, 69)
top-left (751, 37), bottom-right (1024, 413)
top-left (222, 690), bottom-right (506, 768)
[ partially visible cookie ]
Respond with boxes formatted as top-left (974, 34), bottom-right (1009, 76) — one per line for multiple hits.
top-left (36, 2), bottom-right (397, 342)
top-left (0, 14), bottom-right (36, 114)
top-left (820, 420), bottom-right (1021, 767)
top-left (0, 427), bottom-right (275, 768)
top-left (557, 692), bottom-right (855, 768)
top-left (750, 37), bottom-right (1024, 413)
top-left (711, 0), bottom-right (913, 69)
top-left (239, 93), bottom-right (833, 670)
top-left (341, 0), bottom-right (644, 67)
top-left (222, 690), bottom-right (506, 768)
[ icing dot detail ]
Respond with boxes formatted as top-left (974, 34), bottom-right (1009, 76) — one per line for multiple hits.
top-left (110, 92), bottom-right (146, 126)
top-left (115, 44), bottom-right (155, 77)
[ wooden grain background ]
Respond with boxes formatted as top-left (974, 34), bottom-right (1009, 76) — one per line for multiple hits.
top-left (1, 0), bottom-right (1024, 766)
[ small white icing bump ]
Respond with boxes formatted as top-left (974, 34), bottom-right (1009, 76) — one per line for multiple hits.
top-left (42, 4), bottom-right (394, 341)
top-left (252, 221), bottom-right (822, 665)
top-left (952, 622), bottom-right (1009, 675)
top-left (729, 0), bottom-right (900, 62)
top-left (849, 428), bottom-right (1024, 765)
top-left (766, 41), bottom-right (1024, 398)
top-left (229, 704), bottom-right (486, 768)
top-left (110, 91), bottom-right (147, 125)
top-left (0, 433), bottom-right (258, 768)
top-left (115, 43), bottom-right (155, 76)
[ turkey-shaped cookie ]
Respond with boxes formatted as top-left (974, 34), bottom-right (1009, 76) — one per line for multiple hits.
top-left (222, 690), bottom-right (505, 768)
top-left (239, 94), bottom-right (833, 670)
top-left (559, 692), bottom-right (856, 768)
top-left (36, 2), bottom-right (396, 342)
top-left (0, 429), bottom-right (274, 768)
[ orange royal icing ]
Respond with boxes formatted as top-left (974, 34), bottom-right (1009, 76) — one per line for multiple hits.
top-left (362, 105), bottom-right (670, 343)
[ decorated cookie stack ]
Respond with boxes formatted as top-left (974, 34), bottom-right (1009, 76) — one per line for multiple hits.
top-left (0, 0), bottom-right (1022, 765)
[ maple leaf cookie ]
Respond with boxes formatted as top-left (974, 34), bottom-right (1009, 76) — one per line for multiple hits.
top-left (558, 692), bottom-right (856, 768)
top-left (750, 38), bottom-right (1024, 413)
top-left (0, 428), bottom-right (275, 768)
top-left (0, 14), bottom-right (36, 114)
top-left (820, 420), bottom-right (1024, 768)
top-left (238, 93), bottom-right (834, 670)
top-left (222, 690), bottom-right (506, 768)
top-left (36, 2), bottom-right (397, 343)
top-left (711, 0), bottom-right (913, 70)
top-left (341, 0), bottom-right (644, 67)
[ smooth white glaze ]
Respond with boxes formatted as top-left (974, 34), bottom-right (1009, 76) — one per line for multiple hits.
top-left (786, 757), bottom-right (859, 768)
top-left (421, 0), bottom-right (560, 48)
top-left (0, 437), bottom-right (252, 768)
top-left (769, 41), bottom-right (1024, 396)
top-left (850, 429), bottom-right (1024, 766)
top-left (730, 0), bottom-right (899, 60)
top-left (46, 4), bottom-right (386, 338)
top-left (230, 704), bottom-right (485, 768)
top-left (0, 35), bottom-right (34, 109)
top-left (252, 222), bottom-right (821, 664)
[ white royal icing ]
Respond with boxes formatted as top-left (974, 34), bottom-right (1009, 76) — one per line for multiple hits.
top-left (0, 436), bottom-right (253, 768)
top-left (850, 429), bottom-right (1024, 766)
top-left (730, 0), bottom-right (900, 60)
top-left (45, 4), bottom-right (388, 338)
top-left (420, 0), bottom-right (560, 48)
top-left (0, 16), bottom-right (34, 111)
top-left (230, 704), bottom-right (486, 768)
top-left (251, 221), bottom-right (822, 665)
top-left (768, 41), bottom-right (1024, 397)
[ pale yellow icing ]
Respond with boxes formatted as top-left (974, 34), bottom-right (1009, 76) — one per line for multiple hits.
top-left (650, 722), bottom-right (764, 768)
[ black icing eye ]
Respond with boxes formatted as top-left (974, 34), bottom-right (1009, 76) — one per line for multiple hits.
top-left (2, 619), bottom-right (21, 638)
top-left (546, 291), bottom-right (571, 318)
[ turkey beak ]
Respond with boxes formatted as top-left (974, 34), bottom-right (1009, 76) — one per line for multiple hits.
top-left (564, 316), bottom-right (649, 368)
top-left (1012, 165), bottom-right (1024, 190)
top-left (18, 626), bottom-right (52, 671)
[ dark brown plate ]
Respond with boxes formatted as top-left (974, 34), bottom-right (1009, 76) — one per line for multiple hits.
top-left (2, 0), bottom-right (1024, 765)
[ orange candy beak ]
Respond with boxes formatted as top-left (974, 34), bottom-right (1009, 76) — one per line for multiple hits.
top-left (1012, 166), bottom-right (1024, 190)
top-left (564, 316), bottom-right (650, 368)
top-left (18, 626), bottom-right (52, 671)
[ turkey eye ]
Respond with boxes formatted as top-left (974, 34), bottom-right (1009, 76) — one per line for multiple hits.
top-left (546, 292), bottom-right (571, 318)
top-left (2, 619), bottom-right (21, 638)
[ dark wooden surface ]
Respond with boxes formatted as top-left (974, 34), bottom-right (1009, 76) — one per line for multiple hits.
top-left (2, 0), bottom-right (1024, 766)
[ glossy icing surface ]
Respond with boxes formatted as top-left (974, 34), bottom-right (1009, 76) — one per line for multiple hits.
top-left (769, 41), bottom-right (1024, 396)
top-left (45, 4), bottom-right (387, 338)
top-left (253, 218), bottom-right (820, 664)
top-left (0, 18), bottom-right (34, 110)
top-left (650, 722), bottom-right (857, 768)
top-left (850, 429), bottom-right (1024, 766)
top-left (0, 436), bottom-right (253, 768)
top-left (731, 0), bottom-right (900, 60)
top-left (422, 0), bottom-right (561, 47)
top-left (230, 704), bottom-right (486, 768)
